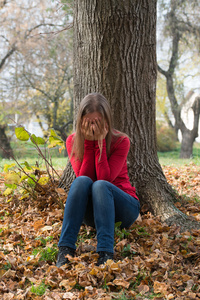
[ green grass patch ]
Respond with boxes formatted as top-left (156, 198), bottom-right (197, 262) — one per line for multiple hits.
top-left (158, 142), bottom-right (200, 166)
top-left (0, 155), bottom-right (67, 170)
top-left (32, 245), bottom-right (58, 263)
top-left (1, 140), bottom-right (200, 170)
top-left (30, 281), bottom-right (49, 296)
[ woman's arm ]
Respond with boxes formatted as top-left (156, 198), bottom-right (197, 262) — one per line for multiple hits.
top-left (78, 140), bottom-right (96, 179)
top-left (94, 137), bottom-right (130, 182)
top-left (66, 135), bottom-right (96, 181)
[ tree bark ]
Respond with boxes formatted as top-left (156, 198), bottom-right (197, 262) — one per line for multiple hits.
top-left (59, 0), bottom-right (200, 231)
top-left (0, 125), bottom-right (14, 159)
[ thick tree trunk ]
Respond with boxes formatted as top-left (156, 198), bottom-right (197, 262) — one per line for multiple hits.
top-left (59, 0), bottom-right (200, 231)
top-left (180, 130), bottom-right (195, 159)
top-left (0, 125), bottom-right (14, 159)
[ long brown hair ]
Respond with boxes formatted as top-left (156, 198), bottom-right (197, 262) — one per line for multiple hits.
top-left (72, 93), bottom-right (127, 161)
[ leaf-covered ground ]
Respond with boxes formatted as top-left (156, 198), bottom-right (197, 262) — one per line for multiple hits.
top-left (0, 163), bottom-right (200, 300)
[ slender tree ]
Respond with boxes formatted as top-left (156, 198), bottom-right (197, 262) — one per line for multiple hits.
top-left (59, 0), bottom-right (200, 232)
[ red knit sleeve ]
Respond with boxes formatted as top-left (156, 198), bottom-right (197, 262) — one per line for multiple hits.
top-left (94, 136), bottom-right (130, 182)
top-left (66, 134), bottom-right (96, 181)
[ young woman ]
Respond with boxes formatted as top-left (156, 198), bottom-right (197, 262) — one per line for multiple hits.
top-left (56, 93), bottom-right (140, 267)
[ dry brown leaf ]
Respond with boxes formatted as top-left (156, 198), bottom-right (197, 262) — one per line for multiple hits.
top-left (137, 283), bottom-right (149, 294)
top-left (112, 278), bottom-right (130, 289)
top-left (33, 219), bottom-right (45, 230)
top-left (153, 280), bottom-right (168, 294)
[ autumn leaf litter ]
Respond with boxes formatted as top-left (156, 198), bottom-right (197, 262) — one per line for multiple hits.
top-left (0, 164), bottom-right (200, 300)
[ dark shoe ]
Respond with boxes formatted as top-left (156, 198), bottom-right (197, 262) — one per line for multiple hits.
top-left (56, 246), bottom-right (75, 267)
top-left (97, 251), bottom-right (114, 266)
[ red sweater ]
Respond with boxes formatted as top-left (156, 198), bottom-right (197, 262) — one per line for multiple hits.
top-left (66, 133), bottom-right (139, 200)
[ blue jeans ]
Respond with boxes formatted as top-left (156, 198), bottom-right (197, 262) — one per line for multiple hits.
top-left (58, 176), bottom-right (140, 253)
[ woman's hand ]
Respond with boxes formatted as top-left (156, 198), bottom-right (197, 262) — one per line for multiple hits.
top-left (92, 118), bottom-right (108, 141)
top-left (81, 118), bottom-right (94, 140)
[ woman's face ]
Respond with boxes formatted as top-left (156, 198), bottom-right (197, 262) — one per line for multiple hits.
top-left (82, 112), bottom-right (102, 124)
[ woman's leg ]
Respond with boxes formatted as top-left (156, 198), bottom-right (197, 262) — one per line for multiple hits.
top-left (92, 180), bottom-right (140, 254)
top-left (58, 176), bottom-right (93, 249)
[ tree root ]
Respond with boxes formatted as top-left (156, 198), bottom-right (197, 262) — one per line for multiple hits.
top-left (164, 214), bottom-right (200, 233)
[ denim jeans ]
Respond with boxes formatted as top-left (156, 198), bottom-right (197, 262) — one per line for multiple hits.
top-left (58, 176), bottom-right (140, 253)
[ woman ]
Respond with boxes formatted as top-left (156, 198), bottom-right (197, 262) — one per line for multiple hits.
top-left (56, 93), bottom-right (140, 267)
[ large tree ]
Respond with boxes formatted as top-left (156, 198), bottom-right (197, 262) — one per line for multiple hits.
top-left (59, 0), bottom-right (200, 231)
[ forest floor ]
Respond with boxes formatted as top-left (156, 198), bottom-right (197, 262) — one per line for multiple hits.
top-left (0, 163), bottom-right (200, 300)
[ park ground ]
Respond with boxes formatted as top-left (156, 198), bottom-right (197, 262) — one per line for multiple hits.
top-left (0, 148), bottom-right (200, 300)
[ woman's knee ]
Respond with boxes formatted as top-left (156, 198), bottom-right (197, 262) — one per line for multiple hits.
top-left (92, 180), bottom-right (108, 194)
top-left (73, 176), bottom-right (93, 186)
top-left (70, 176), bottom-right (93, 194)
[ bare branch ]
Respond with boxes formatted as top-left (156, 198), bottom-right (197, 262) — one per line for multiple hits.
top-left (0, 44), bottom-right (16, 71)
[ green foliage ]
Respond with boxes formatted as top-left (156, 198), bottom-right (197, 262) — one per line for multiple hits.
top-left (115, 222), bottom-right (130, 240)
top-left (60, 0), bottom-right (73, 15)
top-left (102, 278), bottom-right (109, 291)
top-left (2, 261), bottom-right (12, 270)
top-left (157, 142), bottom-right (200, 166)
top-left (77, 226), bottom-right (96, 244)
top-left (15, 127), bottom-right (30, 141)
top-left (35, 236), bottom-right (54, 246)
top-left (136, 226), bottom-right (150, 237)
top-left (30, 281), bottom-right (49, 296)
top-left (156, 122), bottom-right (177, 152)
top-left (38, 246), bottom-right (58, 263)
top-left (48, 129), bottom-right (65, 150)
top-left (2, 126), bottom-right (64, 200)
top-left (32, 242), bottom-right (58, 263)
top-left (121, 244), bottom-right (136, 257)
top-left (115, 293), bottom-right (129, 300)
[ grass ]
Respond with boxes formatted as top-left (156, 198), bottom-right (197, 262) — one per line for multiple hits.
top-left (158, 142), bottom-right (200, 166)
top-left (30, 281), bottom-right (49, 296)
top-left (0, 141), bottom-right (200, 170)
top-left (0, 140), bottom-right (67, 171)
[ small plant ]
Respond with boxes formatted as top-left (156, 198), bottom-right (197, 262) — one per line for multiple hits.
top-left (30, 281), bottom-right (49, 296)
top-left (115, 292), bottom-right (130, 300)
top-left (2, 126), bottom-right (66, 207)
top-left (39, 246), bottom-right (58, 262)
top-left (2, 261), bottom-right (12, 270)
top-left (121, 244), bottom-right (136, 257)
top-left (131, 270), bottom-right (147, 290)
top-left (35, 236), bottom-right (54, 246)
top-left (76, 226), bottom-right (96, 244)
top-left (115, 222), bottom-right (130, 240)
top-left (102, 278), bottom-right (109, 291)
top-left (136, 226), bottom-right (150, 236)
top-left (32, 246), bottom-right (58, 263)
top-left (73, 283), bottom-right (85, 291)
top-left (145, 293), bottom-right (163, 299)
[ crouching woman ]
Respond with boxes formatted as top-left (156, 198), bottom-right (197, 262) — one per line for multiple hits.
top-left (56, 92), bottom-right (140, 267)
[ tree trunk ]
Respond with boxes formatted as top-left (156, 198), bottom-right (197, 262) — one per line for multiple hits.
top-left (180, 96), bottom-right (200, 158)
top-left (59, 0), bottom-right (200, 232)
top-left (0, 125), bottom-right (14, 159)
top-left (180, 131), bottom-right (196, 159)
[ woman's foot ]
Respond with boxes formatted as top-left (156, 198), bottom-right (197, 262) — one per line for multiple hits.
top-left (56, 246), bottom-right (75, 267)
top-left (97, 251), bottom-right (113, 266)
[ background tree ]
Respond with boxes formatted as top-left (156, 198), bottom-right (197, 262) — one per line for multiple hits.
top-left (59, 0), bottom-right (200, 231)
top-left (0, 0), bottom-right (72, 157)
top-left (18, 30), bottom-right (74, 141)
top-left (157, 0), bottom-right (200, 158)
